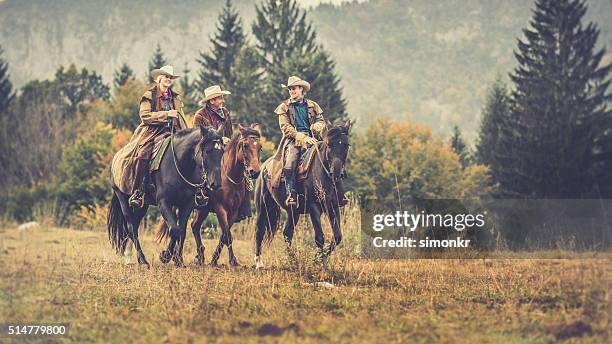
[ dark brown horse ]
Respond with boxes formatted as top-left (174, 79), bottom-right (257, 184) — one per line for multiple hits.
top-left (254, 120), bottom-right (352, 269)
top-left (157, 124), bottom-right (262, 266)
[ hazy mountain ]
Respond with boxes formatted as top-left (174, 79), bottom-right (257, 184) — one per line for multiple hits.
top-left (1, 0), bottom-right (610, 140)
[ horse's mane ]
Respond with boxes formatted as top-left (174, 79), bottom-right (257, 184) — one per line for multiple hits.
top-left (326, 125), bottom-right (348, 141)
top-left (173, 127), bottom-right (198, 138)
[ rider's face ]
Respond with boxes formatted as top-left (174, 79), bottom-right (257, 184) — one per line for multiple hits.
top-left (159, 75), bottom-right (174, 88)
top-left (288, 86), bottom-right (304, 100)
top-left (209, 95), bottom-right (225, 109)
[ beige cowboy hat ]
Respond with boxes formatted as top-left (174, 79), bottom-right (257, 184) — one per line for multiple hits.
top-left (198, 85), bottom-right (232, 106)
top-left (151, 65), bottom-right (180, 81)
top-left (281, 75), bottom-right (310, 92)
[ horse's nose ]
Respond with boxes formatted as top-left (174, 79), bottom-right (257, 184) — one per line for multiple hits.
top-left (250, 170), bottom-right (260, 179)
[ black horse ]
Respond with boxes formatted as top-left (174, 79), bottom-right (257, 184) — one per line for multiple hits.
top-left (254, 120), bottom-right (352, 268)
top-left (107, 126), bottom-right (224, 268)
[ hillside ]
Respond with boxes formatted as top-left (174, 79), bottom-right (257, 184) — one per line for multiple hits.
top-left (0, 0), bottom-right (610, 139)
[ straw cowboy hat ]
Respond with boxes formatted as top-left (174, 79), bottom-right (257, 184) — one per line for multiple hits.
top-left (151, 65), bottom-right (180, 80)
top-left (198, 85), bottom-right (232, 106)
top-left (281, 76), bottom-right (310, 92)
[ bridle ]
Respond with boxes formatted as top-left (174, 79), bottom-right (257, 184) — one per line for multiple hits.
top-left (225, 134), bottom-right (260, 191)
top-left (314, 134), bottom-right (349, 183)
top-left (169, 119), bottom-right (221, 189)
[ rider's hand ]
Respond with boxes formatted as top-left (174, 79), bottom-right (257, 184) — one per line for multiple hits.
top-left (222, 137), bottom-right (230, 145)
top-left (167, 109), bottom-right (179, 118)
top-left (304, 136), bottom-right (318, 146)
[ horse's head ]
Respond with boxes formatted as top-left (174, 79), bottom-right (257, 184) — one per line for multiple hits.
top-left (198, 126), bottom-right (224, 191)
top-left (323, 119), bottom-right (352, 182)
top-left (236, 123), bottom-right (262, 179)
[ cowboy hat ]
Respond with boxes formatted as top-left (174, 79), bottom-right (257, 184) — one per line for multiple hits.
top-left (151, 65), bottom-right (180, 80)
top-left (281, 75), bottom-right (310, 92)
top-left (198, 85), bottom-right (232, 106)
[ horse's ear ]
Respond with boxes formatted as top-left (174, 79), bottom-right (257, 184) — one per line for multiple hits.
top-left (344, 119), bottom-right (353, 133)
top-left (237, 123), bottom-right (246, 133)
top-left (325, 119), bottom-right (333, 129)
top-left (251, 123), bottom-right (262, 135)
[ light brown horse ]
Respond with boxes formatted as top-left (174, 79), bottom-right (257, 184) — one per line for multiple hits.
top-left (157, 124), bottom-right (262, 266)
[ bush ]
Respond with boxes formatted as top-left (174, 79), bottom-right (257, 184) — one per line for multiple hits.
top-left (350, 116), bottom-right (492, 200)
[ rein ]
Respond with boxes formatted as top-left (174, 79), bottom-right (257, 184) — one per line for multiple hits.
top-left (313, 138), bottom-right (347, 183)
top-left (169, 120), bottom-right (210, 188)
top-left (314, 142), bottom-right (334, 181)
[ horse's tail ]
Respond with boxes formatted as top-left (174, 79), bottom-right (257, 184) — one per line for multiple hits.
top-left (156, 220), bottom-right (170, 244)
top-left (255, 171), bottom-right (280, 245)
top-left (107, 192), bottom-right (129, 255)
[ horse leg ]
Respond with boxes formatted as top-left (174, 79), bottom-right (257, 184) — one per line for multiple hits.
top-left (325, 204), bottom-right (343, 257)
top-left (221, 208), bottom-right (241, 267)
top-left (158, 201), bottom-right (180, 264)
top-left (172, 206), bottom-right (192, 268)
top-left (283, 208), bottom-right (301, 262)
top-left (191, 209), bottom-right (209, 266)
top-left (210, 207), bottom-right (229, 266)
top-left (115, 191), bottom-right (149, 267)
top-left (130, 205), bottom-right (150, 266)
top-left (309, 203), bottom-right (327, 262)
top-left (225, 224), bottom-right (240, 267)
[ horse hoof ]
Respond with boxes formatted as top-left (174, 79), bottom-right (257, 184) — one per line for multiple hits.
top-left (230, 260), bottom-right (241, 268)
top-left (209, 261), bottom-right (219, 268)
top-left (173, 256), bottom-right (185, 268)
top-left (195, 256), bottom-right (205, 266)
top-left (255, 256), bottom-right (265, 269)
top-left (159, 250), bottom-right (172, 264)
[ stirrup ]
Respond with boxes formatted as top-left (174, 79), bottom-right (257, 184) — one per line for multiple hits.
top-left (129, 190), bottom-right (145, 208)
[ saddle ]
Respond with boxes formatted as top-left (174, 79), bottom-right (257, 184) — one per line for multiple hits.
top-left (264, 144), bottom-right (318, 183)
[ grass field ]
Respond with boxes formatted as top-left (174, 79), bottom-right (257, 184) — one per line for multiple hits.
top-left (0, 220), bottom-right (610, 343)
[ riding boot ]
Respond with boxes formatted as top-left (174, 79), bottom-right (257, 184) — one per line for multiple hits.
top-left (129, 158), bottom-right (148, 208)
top-left (284, 168), bottom-right (298, 207)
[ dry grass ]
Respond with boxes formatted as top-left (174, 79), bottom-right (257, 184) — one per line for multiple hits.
top-left (0, 216), bottom-right (610, 343)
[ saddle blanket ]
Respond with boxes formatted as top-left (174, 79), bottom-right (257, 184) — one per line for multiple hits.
top-left (296, 144), bottom-right (318, 180)
top-left (149, 136), bottom-right (171, 172)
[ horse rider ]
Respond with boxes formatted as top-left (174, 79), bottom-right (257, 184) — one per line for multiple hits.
top-left (128, 65), bottom-right (188, 207)
top-left (194, 85), bottom-right (233, 145)
top-left (273, 76), bottom-right (328, 207)
top-left (194, 85), bottom-right (252, 221)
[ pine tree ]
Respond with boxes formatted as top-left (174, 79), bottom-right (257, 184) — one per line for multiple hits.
top-left (474, 79), bottom-right (514, 190)
top-left (252, 0), bottom-right (347, 141)
top-left (450, 125), bottom-right (471, 169)
top-left (179, 62), bottom-right (198, 115)
top-left (0, 45), bottom-right (14, 114)
top-left (230, 45), bottom-right (265, 125)
top-left (196, 0), bottom-right (246, 90)
top-left (505, 0), bottom-right (611, 198)
top-left (195, 0), bottom-right (264, 125)
top-left (113, 63), bottom-right (134, 88)
top-left (147, 44), bottom-right (167, 84)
